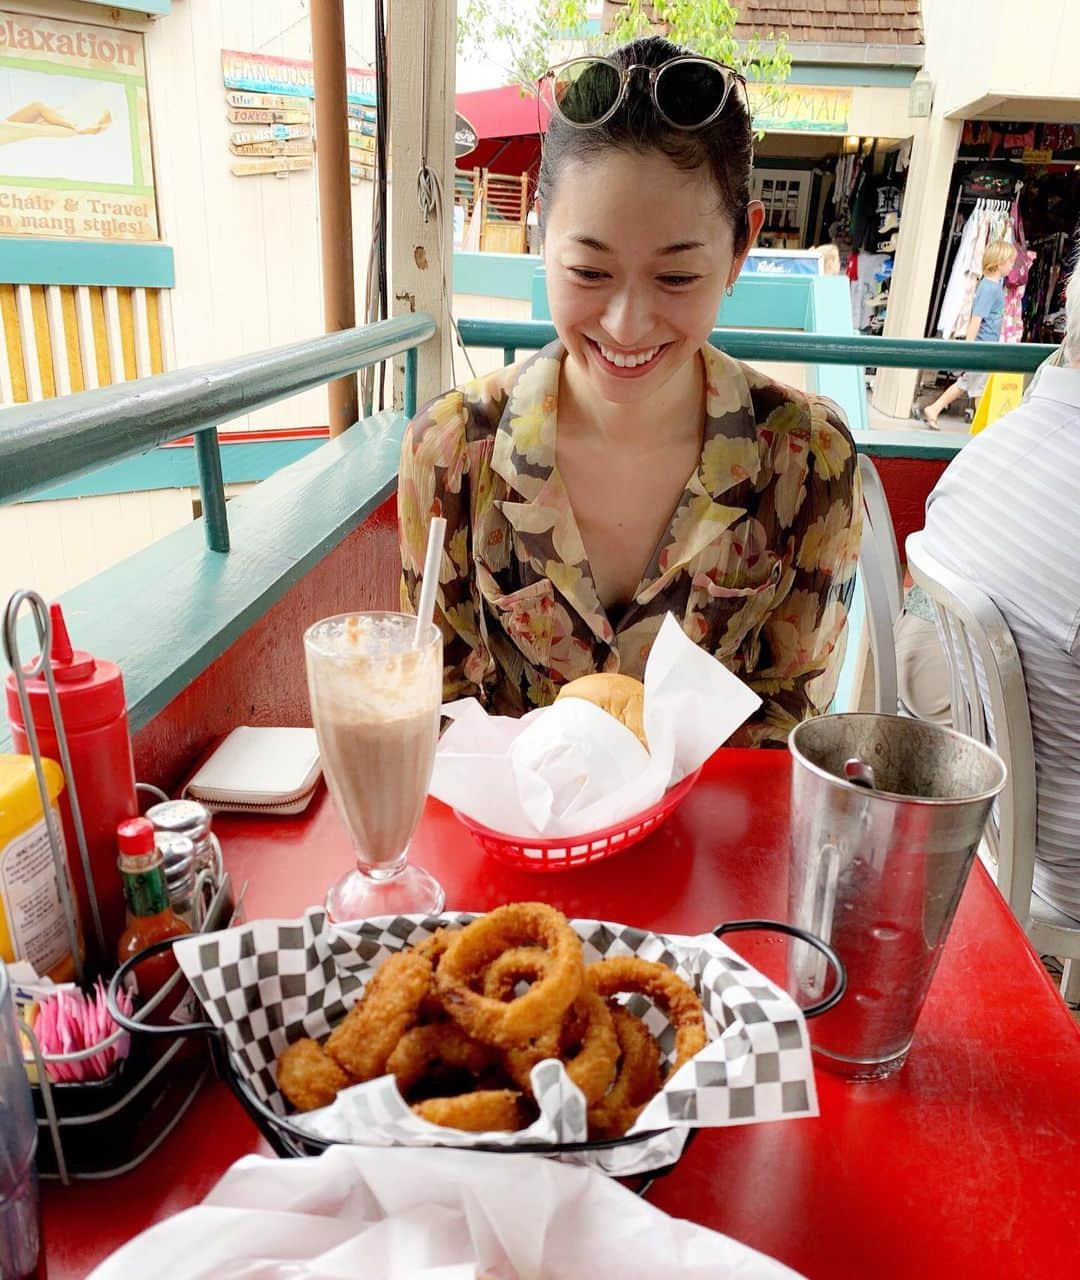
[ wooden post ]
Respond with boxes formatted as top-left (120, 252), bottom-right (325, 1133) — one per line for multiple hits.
top-left (388, 0), bottom-right (456, 409)
top-left (311, 0), bottom-right (358, 436)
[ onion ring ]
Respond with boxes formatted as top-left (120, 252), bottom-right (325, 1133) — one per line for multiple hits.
top-left (386, 1022), bottom-right (496, 1097)
top-left (503, 987), bottom-right (617, 1104)
top-left (412, 1089), bottom-right (532, 1132)
top-left (276, 1037), bottom-right (352, 1112)
top-left (436, 903), bottom-right (584, 1048)
top-left (325, 946), bottom-right (435, 1081)
top-left (588, 1005), bottom-right (663, 1139)
top-left (481, 946), bottom-right (550, 1001)
top-left (586, 956), bottom-right (706, 1073)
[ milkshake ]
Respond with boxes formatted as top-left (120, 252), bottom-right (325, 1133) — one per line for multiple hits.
top-left (304, 612), bottom-right (444, 920)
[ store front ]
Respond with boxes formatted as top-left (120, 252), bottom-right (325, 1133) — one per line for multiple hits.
top-left (744, 79), bottom-right (916, 345)
top-left (927, 122), bottom-right (1079, 347)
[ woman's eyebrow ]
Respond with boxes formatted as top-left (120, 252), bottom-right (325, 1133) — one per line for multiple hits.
top-left (567, 235), bottom-right (706, 255)
top-left (658, 240), bottom-right (705, 255)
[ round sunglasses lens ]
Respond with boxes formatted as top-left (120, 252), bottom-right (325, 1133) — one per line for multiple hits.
top-left (553, 61), bottom-right (622, 125)
top-left (655, 61), bottom-right (733, 128)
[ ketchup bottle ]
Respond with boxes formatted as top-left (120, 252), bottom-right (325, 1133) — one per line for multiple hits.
top-left (5, 603), bottom-right (136, 964)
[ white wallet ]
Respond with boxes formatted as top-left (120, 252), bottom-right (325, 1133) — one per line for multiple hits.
top-left (183, 726), bottom-right (322, 815)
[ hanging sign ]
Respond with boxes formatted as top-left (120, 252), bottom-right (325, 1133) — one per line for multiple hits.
top-left (455, 112), bottom-right (478, 159)
top-left (227, 106), bottom-right (310, 125)
top-left (230, 155), bottom-right (313, 178)
top-left (221, 49), bottom-right (376, 106)
top-left (230, 139), bottom-right (312, 158)
top-left (225, 90), bottom-right (301, 112)
top-left (222, 50), bottom-right (378, 181)
top-left (230, 124), bottom-right (312, 145)
top-left (748, 84), bottom-right (851, 135)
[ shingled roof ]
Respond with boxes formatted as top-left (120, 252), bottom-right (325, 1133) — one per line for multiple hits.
top-left (733, 0), bottom-right (924, 46)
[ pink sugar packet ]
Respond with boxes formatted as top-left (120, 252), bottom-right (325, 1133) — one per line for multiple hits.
top-left (33, 980), bottom-right (133, 1083)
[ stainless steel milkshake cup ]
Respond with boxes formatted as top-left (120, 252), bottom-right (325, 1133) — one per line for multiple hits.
top-left (788, 714), bottom-right (1006, 1080)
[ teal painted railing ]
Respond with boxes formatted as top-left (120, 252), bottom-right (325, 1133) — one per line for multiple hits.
top-left (1, 313), bottom-right (1059, 551)
top-left (456, 319), bottom-right (1058, 375)
top-left (0, 313), bottom-right (1060, 753)
top-left (0, 314), bottom-right (434, 553)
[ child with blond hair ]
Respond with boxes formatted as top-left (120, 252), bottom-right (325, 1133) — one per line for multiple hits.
top-left (920, 238), bottom-right (1018, 428)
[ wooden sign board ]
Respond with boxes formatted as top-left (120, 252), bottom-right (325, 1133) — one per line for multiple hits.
top-left (230, 139), bottom-right (312, 158)
top-left (227, 106), bottom-right (310, 125)
top-left (231, 156), bottom-right (313, 178)
top-left (230, 124), bottom-right (312, 145)
top-left (349, 133), bottom-right (376, 155)
top-left (226, 90), bottom-right (301, 112)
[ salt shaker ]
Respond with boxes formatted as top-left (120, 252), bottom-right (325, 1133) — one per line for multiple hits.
top-left (156, 832), bottom-right (196, 925)
top-left (145, 799), bottom-right (220, 881)
top-left (145, 798), bottom-right (227, 925)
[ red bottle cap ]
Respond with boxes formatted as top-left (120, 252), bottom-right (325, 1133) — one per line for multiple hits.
top-left (117, 817), bottom-right (156, 856)
top-left (5, 602), bottom-right (127, 733)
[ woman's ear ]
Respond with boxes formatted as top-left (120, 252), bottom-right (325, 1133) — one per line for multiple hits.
top-left (728, 200), bottom-right (766, 287)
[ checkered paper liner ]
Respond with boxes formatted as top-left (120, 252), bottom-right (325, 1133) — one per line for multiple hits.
top-left (172, 909), bottom-right (818, 1177)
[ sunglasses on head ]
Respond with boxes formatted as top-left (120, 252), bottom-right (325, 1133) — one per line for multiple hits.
top-left (539, 54), bottom-right (750, 132)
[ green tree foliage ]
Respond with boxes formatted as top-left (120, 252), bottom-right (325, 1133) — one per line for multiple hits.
top-left (458, 1), bottom-right (791, 114)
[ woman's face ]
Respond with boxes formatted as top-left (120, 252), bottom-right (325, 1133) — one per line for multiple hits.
top-left (543, 147), bottom-right (762, 406)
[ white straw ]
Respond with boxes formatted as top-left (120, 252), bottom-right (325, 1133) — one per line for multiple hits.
top-left (414, 516), bottom-right (447, 648)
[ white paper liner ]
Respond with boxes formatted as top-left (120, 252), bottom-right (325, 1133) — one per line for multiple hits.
top-left (430, 614), bottom-right (762, 837)
top-left (174, 908), bottom-right (818, 1178)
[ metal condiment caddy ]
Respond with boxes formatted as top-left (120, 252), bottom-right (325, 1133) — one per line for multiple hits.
top-left (4, 589), bottom-right (236, 1184)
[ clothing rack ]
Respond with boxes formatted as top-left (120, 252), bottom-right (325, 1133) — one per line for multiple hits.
top-left (1024, 230), bottom-right (1071, 342)
top-left (927, 179), bottom-right (1021, 340)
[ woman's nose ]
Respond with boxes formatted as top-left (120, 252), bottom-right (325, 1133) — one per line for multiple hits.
top-left (600, 288), bottom-right (654, 346)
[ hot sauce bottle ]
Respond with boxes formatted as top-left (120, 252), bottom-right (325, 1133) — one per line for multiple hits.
top-left (115, 817), bottom-right (192, 1017)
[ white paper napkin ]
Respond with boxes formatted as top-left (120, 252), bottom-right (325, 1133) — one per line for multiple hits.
top-left (430, 613), bottom-right (761, 837)
top-left (88, 1145), bottom-right (806, 1280)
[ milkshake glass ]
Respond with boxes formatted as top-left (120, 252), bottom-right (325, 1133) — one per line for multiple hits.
top-left (304, 612), bottom-right (444, 922)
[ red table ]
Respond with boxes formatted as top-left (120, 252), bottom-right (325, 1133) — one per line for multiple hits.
top-left (43, 750), bottom-right (1080, 1279)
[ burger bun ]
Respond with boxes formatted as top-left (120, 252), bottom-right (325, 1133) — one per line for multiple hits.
top-left (555, 673), bottom-right (647, 749)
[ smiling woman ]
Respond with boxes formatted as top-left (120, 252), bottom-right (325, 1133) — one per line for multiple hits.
top-left (399, 36), bottom-right (863, 745)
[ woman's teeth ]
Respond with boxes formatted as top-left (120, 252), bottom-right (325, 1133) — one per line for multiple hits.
top-left (597, 343), bottom-right (661, 368)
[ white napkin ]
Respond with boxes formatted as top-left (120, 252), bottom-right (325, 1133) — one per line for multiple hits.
top-left (431, 613), bottom-right (761, 837)
top-left (87, 1145), bottom-right (805, 1280)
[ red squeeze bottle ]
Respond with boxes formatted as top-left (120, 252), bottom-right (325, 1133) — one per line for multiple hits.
top-left (5, 603), bottom-right (136, 963)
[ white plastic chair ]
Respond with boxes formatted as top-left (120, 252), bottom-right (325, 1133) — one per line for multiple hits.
top-left (857, 455), bottom-right (904, 715)
top-left (906, 530), bottom-right (1080, 1003)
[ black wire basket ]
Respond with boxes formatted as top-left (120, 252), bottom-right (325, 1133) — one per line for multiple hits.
top-left (109, 917), bottom-right (845, 1193)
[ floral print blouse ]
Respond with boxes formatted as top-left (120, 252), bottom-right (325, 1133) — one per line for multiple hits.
top-left (399, 340), bottom-right (862, 747)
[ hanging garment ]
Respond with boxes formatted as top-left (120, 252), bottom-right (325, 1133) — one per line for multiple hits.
top-left (851, 251), bottom-right (889, 331)
top-left (938, 210), bottom-right (982, 337)
top-left (1002, 277), bottom-right (1030, 344)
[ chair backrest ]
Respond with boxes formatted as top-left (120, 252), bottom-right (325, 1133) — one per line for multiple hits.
top-left (857, 455), bottom-right (904, 715)
top-left (905, 530), bottom-right (1037, 925)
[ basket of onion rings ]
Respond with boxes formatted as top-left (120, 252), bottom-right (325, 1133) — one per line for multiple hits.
top-left (109, 902), bottom-right (845, 1181)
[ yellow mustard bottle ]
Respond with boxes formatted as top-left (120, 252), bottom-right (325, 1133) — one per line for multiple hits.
top-left (0, 755), bottom-right (82, 982)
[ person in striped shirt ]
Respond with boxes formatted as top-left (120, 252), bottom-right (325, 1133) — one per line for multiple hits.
top-left (921, 263), bottom-right (1080, 926)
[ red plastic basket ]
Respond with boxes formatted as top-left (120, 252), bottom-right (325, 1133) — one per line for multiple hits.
top-left (453, 767), bottom-right (702, 872)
